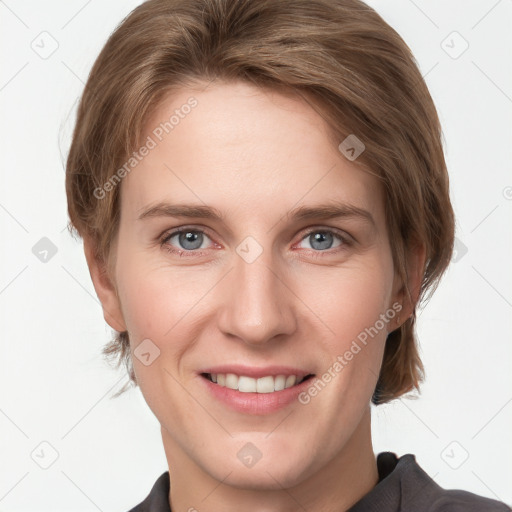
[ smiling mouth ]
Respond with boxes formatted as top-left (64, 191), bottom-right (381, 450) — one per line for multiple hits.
top-left (201, 372), bottom-right (315, 393)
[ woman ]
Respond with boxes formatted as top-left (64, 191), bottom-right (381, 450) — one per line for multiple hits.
top-left (65, 0), bottom-right (510, 510)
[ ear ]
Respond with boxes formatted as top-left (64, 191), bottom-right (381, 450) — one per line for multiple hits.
top-left (391, 242), bottom-right (426, 326)
top-left (83, 236), bottom-right (127, 332)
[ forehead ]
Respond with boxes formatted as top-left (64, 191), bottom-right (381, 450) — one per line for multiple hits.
top-left (120, 80), bottom-right (384, 225)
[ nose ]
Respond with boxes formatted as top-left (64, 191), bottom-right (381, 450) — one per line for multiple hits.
top-left (217, 247), bottom-right (297, 347)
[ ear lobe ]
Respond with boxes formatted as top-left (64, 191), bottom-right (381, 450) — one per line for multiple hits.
top-left (83, 236), bottom-right (127, 333)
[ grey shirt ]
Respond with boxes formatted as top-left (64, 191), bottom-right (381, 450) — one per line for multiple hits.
top-left (128, 452), bottom-right (510, 511)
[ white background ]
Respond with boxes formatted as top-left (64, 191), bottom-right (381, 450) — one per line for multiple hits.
top-left (0, 0), bottom-right (511, 510)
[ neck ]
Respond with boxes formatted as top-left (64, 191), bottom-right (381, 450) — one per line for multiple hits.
top-left (163, 407), bottom-right (378, 512)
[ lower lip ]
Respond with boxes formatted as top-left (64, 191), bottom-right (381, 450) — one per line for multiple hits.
top-left (200, 375), bottom-right (314, 415)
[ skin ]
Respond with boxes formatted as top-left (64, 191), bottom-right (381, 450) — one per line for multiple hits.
top-left (84, 80), bottom-right (425, 512)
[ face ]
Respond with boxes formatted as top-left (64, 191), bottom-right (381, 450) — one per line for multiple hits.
top-left (94, 80), bottom-right (407, 489)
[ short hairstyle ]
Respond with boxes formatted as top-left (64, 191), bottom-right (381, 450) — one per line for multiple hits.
top-left (65, 0), bottom-right (455, 403)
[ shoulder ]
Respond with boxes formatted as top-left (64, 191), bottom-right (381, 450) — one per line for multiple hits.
top-left (349, 453), bottom-right (510, 512)
top-left (425, 489), bottom-right (511, 512)
top-left (397, 454), bottom-right (510, 512)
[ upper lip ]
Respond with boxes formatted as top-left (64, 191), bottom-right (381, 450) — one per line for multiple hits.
top-left (198, 365), bottom-right (314, 380)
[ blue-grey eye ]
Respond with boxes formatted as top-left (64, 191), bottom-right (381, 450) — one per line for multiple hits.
top-left (167, 230), bottom-right (207, 250)
top-left (299, 230), bottom-right (344, 251)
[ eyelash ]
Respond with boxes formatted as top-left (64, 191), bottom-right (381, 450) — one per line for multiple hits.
top-left (159, 226), bottom-right (353, 259)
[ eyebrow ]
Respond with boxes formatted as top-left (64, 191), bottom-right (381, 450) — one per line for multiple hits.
top-left (137, 201), bottom-right (375, 226)
top-left (137, 203), bottom-right (225, 221)
top-left (286, 203), bottom-right (375, 226)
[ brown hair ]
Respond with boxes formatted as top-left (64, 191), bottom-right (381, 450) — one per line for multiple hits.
top-left (65, 0), bottom-right (455, 403)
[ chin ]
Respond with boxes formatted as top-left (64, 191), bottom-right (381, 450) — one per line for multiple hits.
top-left (198, 438), bottom-right (318, 491)
top-left (219, 462), bottom-right (310, 491)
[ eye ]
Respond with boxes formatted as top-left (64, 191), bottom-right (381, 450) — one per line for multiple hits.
top-left (160, 227), bottom-right (215, 256)
top-left (296, 228), bottom-right (350, 254)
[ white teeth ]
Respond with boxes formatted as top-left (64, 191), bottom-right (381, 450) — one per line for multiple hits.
top-left (208, 373), bottom-right (307, 393)
top-left (225, 373), bottom-right (238, 390)
top-left (274, 375), bottom-right (286, 391)
top-left (238, 376), bottom-right (257, 392)
top-left (256, 376), bottom-right (275, 393)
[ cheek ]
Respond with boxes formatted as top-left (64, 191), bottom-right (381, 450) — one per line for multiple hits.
top-left (113, 251), bottom-right (222, 389)
top-left (115, 265), bottom-right (196, 402)
top-left (301, 255), bottom-right (395, 348)
top-left (295, 252), bottom-right (395, 411)
top-left (115, 249), bottom-right (201, 339)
